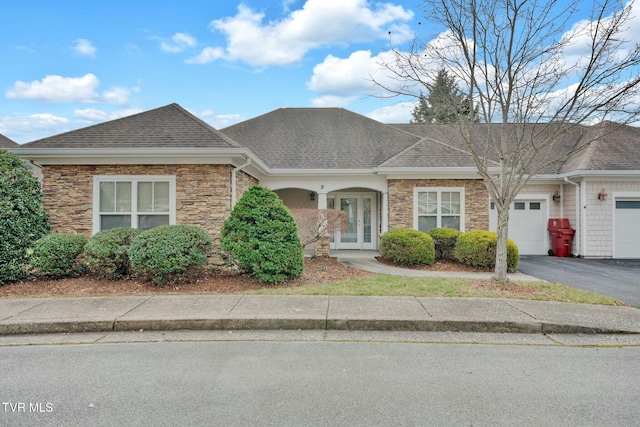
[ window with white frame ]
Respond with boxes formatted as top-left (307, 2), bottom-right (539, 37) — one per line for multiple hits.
top-left (93, 176), bottom-right (176, 234)
top-left (413, 187), bottom-right (465, 232)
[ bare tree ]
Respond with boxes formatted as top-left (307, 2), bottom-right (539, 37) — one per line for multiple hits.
top-left (290, 209), bottom-right (346, 249)
top-left (375, 0), bottom-right (640, 281)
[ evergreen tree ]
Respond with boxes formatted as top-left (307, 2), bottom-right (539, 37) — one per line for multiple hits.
top-left (410, 69), bottom-right (478, 123)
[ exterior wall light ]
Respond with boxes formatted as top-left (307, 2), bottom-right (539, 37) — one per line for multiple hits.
top-left (597, 188), bottom-right (608, 201)
top-left (552, 191), bottom-right (561, 203)
top-left (310, 191), bottom-right (316, 201)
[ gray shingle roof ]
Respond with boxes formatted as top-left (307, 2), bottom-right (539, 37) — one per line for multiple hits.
top-left (561, 122), bottom-right (640, 172)
top-left (392, 123), bottom-right (588, 174)
top-left (22, 103), bottom-right (242, 149)
top-left (0, 134), bottom-right (18, 148)
top-left (222, 108), bottom-right (420, 169)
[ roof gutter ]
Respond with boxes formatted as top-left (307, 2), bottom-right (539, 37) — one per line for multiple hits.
top-left (231, 157), bottom-right (252, 208)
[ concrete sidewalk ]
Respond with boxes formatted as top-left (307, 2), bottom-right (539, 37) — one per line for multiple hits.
top-left (2, 294), bottom-right (640, 336)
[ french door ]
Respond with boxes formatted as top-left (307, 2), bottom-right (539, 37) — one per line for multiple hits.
top-left (331, 193), bottom-right (376, 250)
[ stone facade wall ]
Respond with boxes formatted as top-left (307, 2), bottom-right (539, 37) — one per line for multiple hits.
top-left (41, 164), bottom-right (257, 248)
top-left (388, 179), bottom-right (489, 231)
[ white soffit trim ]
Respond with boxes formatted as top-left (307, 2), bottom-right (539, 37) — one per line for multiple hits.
top-left (9, 147), bottom-right (270, 174)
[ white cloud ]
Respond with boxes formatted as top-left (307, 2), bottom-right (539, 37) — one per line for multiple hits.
top-left (6, 74), bottom-right (100, 103)
top-left (197, 109), bottom-right (243, 128)
top-left (367, 101), bottom-right (414, 123)
top-left (188, 0), bottom-right (413, 67)
top-left (161, 32), bottom-right (197, 53)
top-left (310, 95), bottom-right (357, 107)
top-left (5, 73), bottom-right (138, 105)
top-left (185, 47), bottom-right (225, 64)
top-left (307, 49), bottom-right (415, 101)
top-left (74, 107), bottom-right (143, 123)
top-left (73, 38), bottom-right (97, 57)
top-left (0, 113), bottom-right (71, 143)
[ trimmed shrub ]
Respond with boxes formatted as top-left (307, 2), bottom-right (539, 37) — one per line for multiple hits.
top-left (84, 227), bottom-right (141, 279)
top-left (380, 229), bottom-right (435, 266)
top-left (455, 230), bottom-right (519, 270)
top-left (0, 150), bottom-right (50, 284)
top-left (128, 225), bottom-right (213, 286)
top-left (428, 227), bottom-right (462, 261)
top-left (220, 185), bottom-right (304, 283)
top-left (30, 233), bottom-right (88, 277)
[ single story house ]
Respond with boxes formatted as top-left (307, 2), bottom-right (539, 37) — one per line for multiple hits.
top-left (9, 103), bottom-right (640, 258)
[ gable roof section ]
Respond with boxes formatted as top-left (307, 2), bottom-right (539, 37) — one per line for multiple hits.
top-left (378, 135), bottom-right (485, 169)
top-left (0, 134), bottom-right (18, 148)
top-left (393, 123), bottom-right (585, 174)
top-left (22, 103), bottom-right (242, 149)
top-left (222, 108), bottom-right (420, 170)
top-left (561, 122), bottom-right (640, 172)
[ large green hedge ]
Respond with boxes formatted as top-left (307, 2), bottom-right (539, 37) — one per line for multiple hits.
top-left (380, 228), bottom-right (435, 266)
top-left (0, 150), bottom-right (50, 284)
top-left (220, 185), bottom-right (304, 283)
top-left (455, 230), bottom-right (519, 270)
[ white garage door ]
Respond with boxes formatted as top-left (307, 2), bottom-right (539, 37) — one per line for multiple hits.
top-left (615, 199), bottom-right (640, 258)
top-left (490, 200), bottom-right (547, 255)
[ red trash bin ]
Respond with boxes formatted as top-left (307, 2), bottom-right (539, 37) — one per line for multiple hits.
top-left (547, 218), bottom-right (574, 257)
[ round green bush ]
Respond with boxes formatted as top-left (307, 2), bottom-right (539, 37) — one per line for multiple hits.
top-left (220, 185), bottom-right (304, 283)
top-left (380, 229), bottom-right (435, 266)
top-left (30, 233), bottom-right (88, 277)
top-left (0, 150), bottom-right (50, 284)
top-left (427, 228), bottom-right (462, 261)
top-left (128, 225), bottom-right (213, 286)
top-left (455, 230), bottom-right (519, 270)
top-left (84, 227), bottom-right (141, 279)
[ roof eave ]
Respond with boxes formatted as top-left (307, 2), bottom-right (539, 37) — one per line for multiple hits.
top-left (8, 147), bottom-right (270, 177)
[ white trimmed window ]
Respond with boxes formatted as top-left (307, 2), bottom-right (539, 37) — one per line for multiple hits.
top-left (93, 176), bottom-right (176, 234)
top-left (413, 187), bottom-right (465, 232)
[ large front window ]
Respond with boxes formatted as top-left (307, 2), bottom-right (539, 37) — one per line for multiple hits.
top-left (414, 187), bottom-right (465, 232)
top-left (93, 176), bottom-right (175, 233)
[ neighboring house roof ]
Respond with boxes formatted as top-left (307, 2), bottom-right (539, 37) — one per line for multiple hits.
top-left (222, 108), bottom-right (421, 170)
top-left (22, 103), bottom-right (242, 149)
top-left (0, 134), bottom-right (19, 148)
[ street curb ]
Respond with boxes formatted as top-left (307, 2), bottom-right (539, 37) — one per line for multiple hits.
top-left (2, 318), bottom-right (638, 336)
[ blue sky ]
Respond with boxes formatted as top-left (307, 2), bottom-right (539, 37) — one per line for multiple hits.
top-left (1, 0), bottom-right (637, 143)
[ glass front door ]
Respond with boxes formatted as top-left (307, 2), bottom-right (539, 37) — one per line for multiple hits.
top-left (333, 193), bottom-right (376, 250)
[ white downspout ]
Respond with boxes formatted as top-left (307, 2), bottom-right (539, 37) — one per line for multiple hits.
top-left (231, 158), bottom-right (251, 208)
top-left (564, 177), bottom-right (580, 257)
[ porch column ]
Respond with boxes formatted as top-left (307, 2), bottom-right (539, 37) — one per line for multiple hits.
top-left (316, 192), bottom-right (330, 257)
top-left (317, 192), bottom-right (327, 209)
top-left (381, 191), bottom-right (389, 235)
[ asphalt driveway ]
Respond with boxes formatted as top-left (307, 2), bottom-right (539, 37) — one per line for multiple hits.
top-left (518, 256), bottom-right (640, 307)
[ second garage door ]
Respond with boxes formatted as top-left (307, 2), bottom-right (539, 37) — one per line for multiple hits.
top-left (490, 200), bottom-right (547, 255)
top-left (614, 199), bottom-right (640, 258)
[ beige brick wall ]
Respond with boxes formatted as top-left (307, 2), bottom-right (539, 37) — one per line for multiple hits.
top-left (41, 164), bottom-right (257, 247)
top-left (388, 179), bottom-right (489, 231)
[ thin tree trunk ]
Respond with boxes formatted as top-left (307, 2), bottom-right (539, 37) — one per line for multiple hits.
top-left (493, 205), bottom-right (510, 281)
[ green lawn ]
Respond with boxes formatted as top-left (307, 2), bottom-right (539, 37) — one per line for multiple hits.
top-left (241, 274), bottom-right (624, 305)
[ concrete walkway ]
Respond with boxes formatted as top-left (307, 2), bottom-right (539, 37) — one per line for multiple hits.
top-left (1, 252), bottom-right (639, 336)
top-left (2, 294), bottom-right (640, 336)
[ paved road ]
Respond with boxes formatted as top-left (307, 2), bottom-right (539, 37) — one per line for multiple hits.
top-left (518, 256), bottom-right (640, 307)
top-left (2, 339), bottom-right (640, 426)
